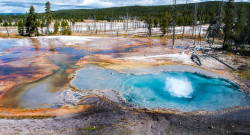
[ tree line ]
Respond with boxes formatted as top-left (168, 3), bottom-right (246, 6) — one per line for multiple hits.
top-left (1, 1), bottom-right (71, 37)
top-left (0, 1), bottom-right (249, 55)
top-left (1, 2), bottom-right (249, 25)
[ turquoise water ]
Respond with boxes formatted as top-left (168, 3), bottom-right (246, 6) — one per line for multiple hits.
top-left (72, 68), bottom-right (250, 111)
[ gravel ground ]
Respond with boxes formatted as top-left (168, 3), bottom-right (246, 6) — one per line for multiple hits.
top-left (0, 96), bottom-right (249, 135)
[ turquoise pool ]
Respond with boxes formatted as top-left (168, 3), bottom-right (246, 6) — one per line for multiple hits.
top-left (72, 68), bottom-right (250, 111)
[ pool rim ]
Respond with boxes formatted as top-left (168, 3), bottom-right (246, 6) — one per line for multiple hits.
top-left (69, 64), bottom-right (250, 113)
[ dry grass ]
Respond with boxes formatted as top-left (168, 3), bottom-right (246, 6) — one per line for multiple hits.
top-left (234, 70), bottom-right (250, 80)
top-left (222, 52), bottom-right (250, 80)
top-left (0, 33), bottom-right (26, 38)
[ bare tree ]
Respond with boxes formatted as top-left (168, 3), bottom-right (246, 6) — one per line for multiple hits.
top-left (126, 9), bottom-right (129, 31)
top-left (198, 1), bottom-right (205, 46)
top-left (192, 3), bottom-right (198, 46)
top-left (181, 0), bottom-right (188, 45)
top-left (145, 15), bottom-right (153, 37)
top-left (3, 21), bottom-right (9, 37)
top-left (172, 0), bottom-right (176, 48)
top-left (45, 1), bottom-right (52, 35)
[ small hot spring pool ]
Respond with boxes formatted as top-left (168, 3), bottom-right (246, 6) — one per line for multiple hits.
top-left (72, 68), bottom-right (250, 111)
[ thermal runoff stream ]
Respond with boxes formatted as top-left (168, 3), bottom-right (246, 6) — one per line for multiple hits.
top-left (72, 67), bottom-right (250, 111)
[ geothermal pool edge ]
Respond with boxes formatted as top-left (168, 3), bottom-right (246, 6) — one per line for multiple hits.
top-left (69, 64), bottom-right (250, 113)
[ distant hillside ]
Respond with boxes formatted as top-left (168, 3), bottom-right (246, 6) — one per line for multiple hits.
top-left (0, 13), bottom-right (24, 15)
top-left (51, 1), bottom-right (250, 21)
top-left (0, 1), bottom-right (249, 24)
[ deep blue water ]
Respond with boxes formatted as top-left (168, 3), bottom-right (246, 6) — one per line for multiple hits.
top-left (72, 68), bottom-right (250, 111)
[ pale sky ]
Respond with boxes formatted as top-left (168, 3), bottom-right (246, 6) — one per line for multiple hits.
top-left (0, 0), bottom-right (249, 13)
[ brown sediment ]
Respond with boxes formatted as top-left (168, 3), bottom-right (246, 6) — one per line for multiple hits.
top-left (76, 56), bottom-right (172, 71)
top-left (76, 52), bottom-right (204, 71)
top-left (0, 52), bottom-right (59, 95)
top-left (0, 81), bottom-right (15, 94)
top-left (0, 67), bottom-right (58, 96)
top-left (66, 69), bottom-right (76, 74)
top-left (0, 105), bottom-right (93, 118)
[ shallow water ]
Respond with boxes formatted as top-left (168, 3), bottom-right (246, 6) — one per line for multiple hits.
top-left (0, 47), bottom-right (83, 108)
top-left (0, 39), bottom-right (86, 108)
top-left (0, 71), bottom-right (62, 108)
top-left (0, 39), bottom-right (20, 51)
top-left (0, 37), bottom-right (149, 108)
top-left (72, 68), bottom-right (250, 111)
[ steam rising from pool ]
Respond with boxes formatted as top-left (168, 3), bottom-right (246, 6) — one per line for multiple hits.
top-left (72, 68), bottom-right (250, 111)
top-left (164, 78), bottom-right (193, 98)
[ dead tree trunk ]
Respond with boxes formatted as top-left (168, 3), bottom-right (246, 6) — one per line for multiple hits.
top-left (193, 4), bottom-right (198, 46)
top-left (5, 27), bottom-right (10, 37)
top-left (181, 25), bottom-right (185, 45)
top-left (181, 0), bottom-right (188, 45)
top-left (172, 0), bottom-right (176, 48)
top-left (93, 15), bottom-right (97, 34)
top-left (47, 21), bottom-right (50, 35)
top-left (126, 9), bottom-right (129, 32)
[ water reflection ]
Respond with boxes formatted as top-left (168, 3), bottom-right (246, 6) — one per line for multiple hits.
top-left (30, 38), bottom-right (40, 51)
top-left (49, 39), bottom-right (55, 52)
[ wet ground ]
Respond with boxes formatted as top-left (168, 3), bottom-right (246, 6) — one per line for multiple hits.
top-left (0, 36), bottom-right (177, 109)
top-left (0, 36), bottom-right (249, 134)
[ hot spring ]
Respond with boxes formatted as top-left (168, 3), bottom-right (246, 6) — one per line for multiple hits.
top-left (72, 67), bottom-right (250, 111)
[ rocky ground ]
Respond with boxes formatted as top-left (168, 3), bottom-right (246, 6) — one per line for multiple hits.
top-left (0, 96), bottom-right (249, 135)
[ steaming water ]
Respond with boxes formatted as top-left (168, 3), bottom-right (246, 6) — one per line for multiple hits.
top-left (72, 68), bottom-right (250, 111)
top-left (164, 78), bottom-right (193, 98)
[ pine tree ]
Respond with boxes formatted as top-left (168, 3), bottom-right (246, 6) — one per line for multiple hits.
top-left (8, 19), bottom-right (12, 26)
top-left (54, 20), bottom-right (60, 35)
top-left (61, 20), bottom-right (67, 35)
top-left (234, 5), bottom-right (247, 51)
top-left (223, 0), bottom-right (235, 51)
top-left (3, 21), bottom-right (9, 37)
top-left (45, 1), bottom-right (52, 35)
top-left (61, 20), bottom-right (71, 35)
top-left (247, 8), bottom-right (250, 45)
top-left (36, 19), bottom-right (41, 36)
top-left (159, 14), bottom-right (168, 36)
top-left (177, 16), bottom-right (184, 26)
top-left (26, 5), bottom-right (38, 36)
top-left (41, 16), bottom-right (45, 35)
top-left (145, 15), bottom-right (153, 37)
top-left (153, 17), bottom-right (159, 27)
top-left (3, 21), bottom-right (8, 27)
top-left (17, 19), bottom-right (24, 35)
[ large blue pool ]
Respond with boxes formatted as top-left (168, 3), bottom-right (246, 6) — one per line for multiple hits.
top-left (72, 68), bottom-right (250, 111)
